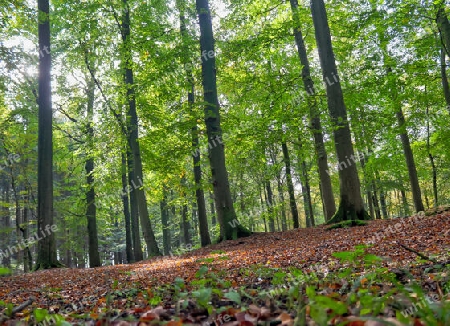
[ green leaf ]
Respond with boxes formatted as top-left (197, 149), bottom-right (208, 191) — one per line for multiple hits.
top-left (34, 308), bottom-right (49, 322)
top-left (224, 291), bottom-right (241, 305)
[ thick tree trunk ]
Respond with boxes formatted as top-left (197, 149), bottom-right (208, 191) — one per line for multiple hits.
top-left (121, 0), bottom-right (160, 256)
top-left (182, 202), bottom-right (191, 245)
top-left (281, 142), bottom-right (300, 228)
top-left (290, 0), bottom-right (335, 221)
top-left (196, 0), bottom-right (250, 240)
top-left (310, 0), bottom-right (368, 223)
top-left (121, 153), bottom-right (134, 263)
top-left (36, 0), bottom-right (59, 270)
top-left (85, 74), bottom-right (101, 268)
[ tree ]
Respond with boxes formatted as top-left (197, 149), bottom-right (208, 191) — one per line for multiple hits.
top-left (178, 0), bottom-right (211, 247)
top-left (121, 0), bottom-right (160, 256)
top-left (310, 0), bottom-right (369, 223)
top-left (84, 58), bottom-right (101, 268)
top-left (289, 0), bottom-right (336, 222)
top-left (35, 0), bottom-right (60, 270)
top-left (195, 0), bottom-right (250, 240)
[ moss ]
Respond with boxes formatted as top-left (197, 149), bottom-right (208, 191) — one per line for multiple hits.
top-left (326, 220), bottom-right (368, 230)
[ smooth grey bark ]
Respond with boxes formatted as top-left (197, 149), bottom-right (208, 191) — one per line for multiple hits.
top-left (290, 0), bottom-right (335, 222)
top-left (36, 0), bottom-right (59, 269)
top-left (281, 142), bottom-right (299, 228)
top-left (85, 73), bottom-right (101, 268)
top-left (121, 0), bottom-right (160, 256)
top-left (310, 0), bottom-right (368, 223)
top-left (121, 153), bottom-right (134, 263)
top-left (196, 0), bottom-right (250, 240)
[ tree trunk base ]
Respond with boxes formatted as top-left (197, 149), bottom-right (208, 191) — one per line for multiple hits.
top-left (217, 225), bottom-right (252, 242)
top-left (326, 198), bottom-right (371, 225)
top-left (34, 261), bottom-right (64, 271)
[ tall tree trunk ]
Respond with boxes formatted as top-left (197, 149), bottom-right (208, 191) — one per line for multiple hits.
top-left (310, 0), bottom-right (368, 223)
top-left (127, 150), bottom-right (143, 261)
top-left (36, 0), bottom-right (59, 270)
top-left (121, 0), bottom-right (160, 256)
top-left (276, 173), bottom-right (288, 231)
top-left (85, 72), bottom-right (101, 268)
top-left (178, 2), bottom-right (211, 247)
top-left (281, 142), bottom-right (299, 228)
top-left (440, 47), bottom-right (450, 112)
top-left (121, 153), bottom-right (134, 263)
top-left (196, 0), bottom-right (250, 240)
top-left (395, 109), bottom-right (424, 212)
top-left (426, 101), bottom-right (439, 208)
top-left (290, 0), bottom-right (335, 221)
top-left (300, 157), bottom-right (315, 227)
top-left (265, 181), bottom-right (275, 232)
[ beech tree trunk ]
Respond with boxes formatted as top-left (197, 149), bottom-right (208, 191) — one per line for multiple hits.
top-left (196, 0), bottom-right (250, 240)
top-left (290, 0), bottom-right (336, 222)
top-left (311, 0), bottom-right (368, 223)
top-left (36, 0), bottom-right (59, 269)
top-left (178, 1), bottom-right (211, 247)
top-left (440, 47), bottom-right (450, 113)
top-left (121, 153), bottom-right (134, 263)
top-left (265, 181), bottom-right (275, 232)
top-left (160, 191), bottom-right (171, 256)
top-left (281, 142), bottom-right (300, 228)
top-left (121, 0), bottom-right (160, 256)
top-left (85, 72), bottom-right (101, 268)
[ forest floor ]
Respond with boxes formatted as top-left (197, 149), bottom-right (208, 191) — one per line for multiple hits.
top-left (1, 212), bottom-right (450, 325)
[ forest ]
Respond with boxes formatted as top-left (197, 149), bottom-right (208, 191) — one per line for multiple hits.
top-left (0, 0), bottom-right (450, 324)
